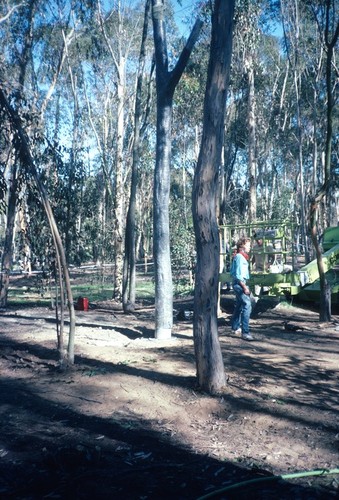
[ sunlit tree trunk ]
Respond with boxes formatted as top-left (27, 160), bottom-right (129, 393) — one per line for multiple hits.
top-left (17, 205), bottom-right (32, 273)
top-left (98, 0), bottom-right (133, 300)
top-left (152, 0), bottom-right (202, 339)
top-left (113, 54), bottom-right (125, 300)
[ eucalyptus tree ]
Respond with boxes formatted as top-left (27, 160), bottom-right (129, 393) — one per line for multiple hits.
top-left (280, 0), bottom-right (316, 261)
top-left (231, 0), bottom-right (263, 222)
top-left (192, 0), bottom-right (235, 394)
top-left (219, 0), bottom-right (282, 225)
top-left (151, 0), bottom-right (202, 339)
top-left (135, 148), bottom-right (154, 265)
top-left (0, 0), bottom-right (83, 363)
top-left (263, 0), bottom-right (338, 319)
top-left (0, 0), bottom-right (37, 307)
top-left (308, 0), bottom-right (339, 321)
top-left (97, 0), bottom-right (130, 299)
top-left (219, 84), bottom-right (248, 225)
top-left (252, 25), bottom-right (296, 221)
top-left (0, 1), bottom-right (23, 24)
top-left (0, 88), bottom-right (77, 365)
top-left (122, 0), bottom-right (153, 311)
top-left (81, 0), bottom-right (148, 299)
top-left (169, 32), bottom-right (209, 286)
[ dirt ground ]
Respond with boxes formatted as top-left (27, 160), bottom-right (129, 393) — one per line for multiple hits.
top-left (0, 285), bottom-right (338, 499)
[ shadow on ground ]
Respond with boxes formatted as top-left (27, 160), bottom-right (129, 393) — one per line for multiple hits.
top-left (0, 351), bottom-right (335, 499)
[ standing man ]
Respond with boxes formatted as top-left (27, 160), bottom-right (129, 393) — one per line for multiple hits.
top-left (252, 235), bottom-right (274, 272)
top-left (230, 237), bottom-right (254, 341)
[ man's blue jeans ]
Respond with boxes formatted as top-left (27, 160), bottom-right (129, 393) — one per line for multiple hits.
top-left (231, 283), bottom-right (252, 335)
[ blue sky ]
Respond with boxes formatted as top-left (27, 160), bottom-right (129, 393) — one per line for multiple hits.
top-left (172, 0), bottom-right (200, 36)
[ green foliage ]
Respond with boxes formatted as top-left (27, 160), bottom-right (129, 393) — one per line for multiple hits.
top-left (169, 170), bottom-right (196, 294)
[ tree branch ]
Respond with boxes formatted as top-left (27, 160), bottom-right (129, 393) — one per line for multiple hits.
top-left (169, 18), bottom-right (204, 92)
top-left (0, 2), bottom-right (25, 24)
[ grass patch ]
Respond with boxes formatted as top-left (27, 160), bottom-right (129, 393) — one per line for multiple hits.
top-left (6, 273), bottom-right (156, 307)
top-left (5, 268), bottom-right (192, 308)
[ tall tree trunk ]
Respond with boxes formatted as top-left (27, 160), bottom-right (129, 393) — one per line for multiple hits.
top-left (192, 0), bottom-right (235, 394)
top-left (153, 94), bottom-right (174, 338)
top-left (113, 58), bottom-right (125, 300)
top-left (98, 1), bottom-right (129, 301)
top-left (123, 0), bottom-right (152, 311)
top-left (152, 0), bottom-right (202, 339)
top-left (309, 1), bottom-right (339, 322)
top-left (281, 0), bottom-right (310, 261)
top-left (63, 48), bottom-right (80, 266)
top-left (294, 70), bottom-right (309, 261)
top-left (247, 56), bottom-right (257, 222)
top-left (0, 161), bottom-right (18, 307)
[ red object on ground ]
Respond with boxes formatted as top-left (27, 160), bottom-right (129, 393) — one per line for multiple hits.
top-left (77, 297), bottom-right (89, 311)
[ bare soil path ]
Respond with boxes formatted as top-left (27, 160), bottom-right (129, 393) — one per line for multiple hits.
top-left (0, 292), bottom-right (338, 499)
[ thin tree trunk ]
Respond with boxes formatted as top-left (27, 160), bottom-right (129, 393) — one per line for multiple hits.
top-left (247, 58), bottom-right (256, 222)
top-left (309, 1), bottom-right (339, 322)
top-left (0, 161), bottom-right (18, 307)
top-left (294, 71), bottom-right (309, 261)
top-left (123, 0), bottom-right (152, 311)
top-left (113, 60), bottom-right (125, 300)
top-left (0, 88), bottom-right (76, 365)
top-left (97, 1), bottom-right (131, 301)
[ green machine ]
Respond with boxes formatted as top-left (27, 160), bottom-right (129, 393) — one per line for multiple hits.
top-left (219, 221), bottom-right (339, 302)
